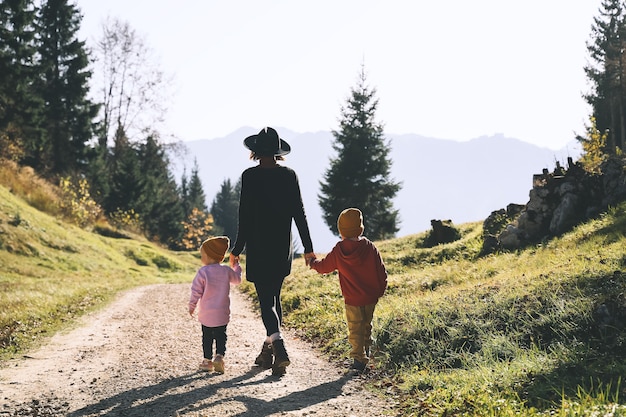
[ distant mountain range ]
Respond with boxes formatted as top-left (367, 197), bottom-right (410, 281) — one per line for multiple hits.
top-left (169, 127), bottom-right (582, 253)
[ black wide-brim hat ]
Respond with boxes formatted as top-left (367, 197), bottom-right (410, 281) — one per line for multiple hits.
top-left (244, 127), bottom-right (291, 157)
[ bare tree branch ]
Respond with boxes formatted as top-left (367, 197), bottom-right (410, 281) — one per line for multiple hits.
top-left (93, 16), bottom-right (172, 146)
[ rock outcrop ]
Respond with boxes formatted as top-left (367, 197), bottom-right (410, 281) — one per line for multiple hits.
top-left (481, 156), bottom-right (626, 254)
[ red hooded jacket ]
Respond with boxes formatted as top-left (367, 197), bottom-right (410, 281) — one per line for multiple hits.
top-left (310, 237), bottom-right (387, 306)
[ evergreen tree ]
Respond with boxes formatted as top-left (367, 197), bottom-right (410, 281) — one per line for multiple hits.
top-left (104, 126), bottom-right (142, 213)
top-left (179, 168), bottom-right (189, 216)
top-left (210, 178), bottom-right (240, 246)
top-left (0, 0), bottom-right (45, 168)
top-left (186, 159), bottom-right (207, 213)
top-left (36, 0), bottom-right (98, 175)
top-left (135, 134), bottom-right (184, 248)
top-left (584, 0), bottom-right (626, 153)
top-left (84, 145), bottom-right (110, 206)
top-left (179, 160), bottom-right (212, 249)
top-left (318, 67), bottom-right (401, 240)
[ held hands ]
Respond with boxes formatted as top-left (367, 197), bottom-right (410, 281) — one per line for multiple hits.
top-left (304, 252), bottom-right (316, 266)
top-left (229, 253), bottom-right (239, 268)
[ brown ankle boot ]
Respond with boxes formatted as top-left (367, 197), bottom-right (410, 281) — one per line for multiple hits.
top-left (254, 342), bottom-right (273, 369)
top-left (271, 339), bottom-right (290, 375)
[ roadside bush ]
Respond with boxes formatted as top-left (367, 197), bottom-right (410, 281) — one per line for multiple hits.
top-left (58, 177), bottom-right (102, 227)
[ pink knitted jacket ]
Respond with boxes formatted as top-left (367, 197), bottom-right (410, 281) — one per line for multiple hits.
top-left (189, 263), bottom-right (242, 327)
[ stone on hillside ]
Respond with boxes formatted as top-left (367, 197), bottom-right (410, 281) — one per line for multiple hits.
top-left (426, 219), bottom-right (460, 247)
top-left (483, 156), bottom-right (626, 253)
top-left (499, 225), bottom-right (523, 250)
top-left (549, 193), bottom-right (579, 235)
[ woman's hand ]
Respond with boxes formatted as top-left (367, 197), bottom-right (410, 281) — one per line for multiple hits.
top-left (229, 253), bottom-right (239, 267)
top-left (304, 252), bottom-right (316, 266)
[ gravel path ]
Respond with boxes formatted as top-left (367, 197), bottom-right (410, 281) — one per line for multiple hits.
top-left (0, 284), bottom-right (395, 416)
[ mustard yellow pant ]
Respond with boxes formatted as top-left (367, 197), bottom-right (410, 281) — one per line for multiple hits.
top-left (344, 303), bottom-right (376, 364)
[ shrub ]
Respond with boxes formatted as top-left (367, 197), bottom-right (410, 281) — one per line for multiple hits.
top-left (180, 208), bottom-right (215, 251)
top-left (108, 209), bottom-right (143, 235)
top-left (58, 177), bottom-right (102, 227)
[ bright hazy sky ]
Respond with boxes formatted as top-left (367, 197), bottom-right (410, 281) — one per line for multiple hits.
top-left (76, 1), bottom-right (601, 150)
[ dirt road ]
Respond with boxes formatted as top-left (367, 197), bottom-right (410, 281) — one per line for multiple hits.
top-left (0, 284), bottom-right (395, 416)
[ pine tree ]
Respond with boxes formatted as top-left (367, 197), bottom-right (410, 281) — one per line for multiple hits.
top-left (210, 178), bottom-right (240, 246)
top-left (179, 160), bottom-right (212, 249)
top-left (135, 134), bottom-right (184, 248)
top-left (318, 67), bottom-right (401, 240)
top-left (36, 0), bottom-right (98, 175)
top-left (584, 0), bottom-right (626, 153)
top-left (101, 130), bottom-right (185, 248)
top-left (179, 168), bottom-right (189, 216)
top-left (186, 160), bottom-right (207, 213)
top-left (104, 126), bottom-right (142, 213)
top-left (84, 145), bottom-right (110, 207)
top-left (0, 0), bottom-right (45, 168)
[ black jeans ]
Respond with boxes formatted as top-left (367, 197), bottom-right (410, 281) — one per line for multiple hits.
top-left (254, 277), bottom-right (286, 337)
top-left (202, 324), bottom-right (227, 358)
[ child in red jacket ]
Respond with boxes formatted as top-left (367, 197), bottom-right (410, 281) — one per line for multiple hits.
top-left (309, 208), bottom-right (387, 373)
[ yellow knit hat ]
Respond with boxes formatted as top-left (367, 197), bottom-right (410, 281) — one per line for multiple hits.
top-left (201, 236), bottom-right (230, 262)
top-left (337, 208), bottom-right (364, 238)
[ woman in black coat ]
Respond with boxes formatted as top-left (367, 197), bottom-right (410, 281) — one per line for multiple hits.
top-left (230, 127), bottom-right (315, 376)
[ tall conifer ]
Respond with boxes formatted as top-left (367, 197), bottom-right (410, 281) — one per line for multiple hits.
top-left (186, 160), bottom-right (207, 213)
top-left (210, 178), bottom-right (240, 246)
top-left (36, 0), bottom-right (97, 174)
top-left (585, 0), bottom-right (626, 152)
top-left (318, 67), bottom-right (401, 240)
top-left (136, 134), bottom-right (184, 248)
top-left (0, 0), bottom-right (44, 168)
top-left (104, 126), bottom-right (141, 213)
top-left (180, 169), bottom-right (190, 216)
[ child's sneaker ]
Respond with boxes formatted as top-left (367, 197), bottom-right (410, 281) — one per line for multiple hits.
top-left (349, 359), bottom-right (367, 375)
top-left (213, 354), bottom-right (225, 374)
top-left (199, 358), bottom-right (213, 372)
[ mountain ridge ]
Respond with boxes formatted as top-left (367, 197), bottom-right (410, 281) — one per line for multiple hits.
top-left (170, 129), bottom-right (582, 252)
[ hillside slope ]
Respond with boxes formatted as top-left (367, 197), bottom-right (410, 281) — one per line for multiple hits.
top-left (2, 173), bottom-right (626, 416)
top-left (273, 205), bottom-right (626, 416)
top-left (0, 184), bottom-right (197, 358)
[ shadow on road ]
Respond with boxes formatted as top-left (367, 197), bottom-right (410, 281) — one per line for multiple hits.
top-left (67, 366), bottom-right (354, 417)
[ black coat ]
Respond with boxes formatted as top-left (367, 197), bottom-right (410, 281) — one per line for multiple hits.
top-left (231, 165), bottom-right (314, 282)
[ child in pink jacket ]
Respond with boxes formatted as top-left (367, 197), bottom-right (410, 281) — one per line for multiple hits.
top-left (309, 208), bottom-right (387, 374)
top-left (189, 236), bottom-right (242, 373)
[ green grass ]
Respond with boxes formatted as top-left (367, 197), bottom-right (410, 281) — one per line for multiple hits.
top-left (3, 175), bottom-right (626, 416)
top-left (0, 185), bottom-right (198, 359)
top-left (254, 203), bottom-right (626, 416)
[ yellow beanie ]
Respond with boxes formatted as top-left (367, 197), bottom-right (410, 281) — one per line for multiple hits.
top-left (337, 208), bottom-right (364, 238)
top-left (201, 236), bottom-right (230, 262)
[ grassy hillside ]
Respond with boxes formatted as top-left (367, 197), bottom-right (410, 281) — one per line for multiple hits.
top-left (2, 165), bottom-right (625, 416)
top-left (0, 183), bottom-right (198, 359)
top-left (242, 206), bottom-right (626, 416)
